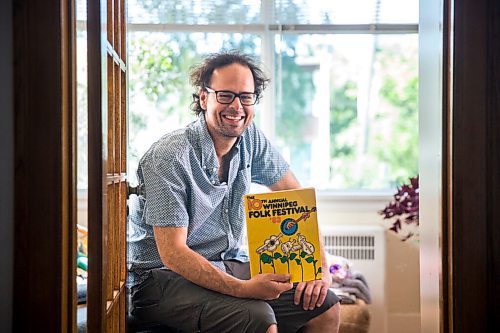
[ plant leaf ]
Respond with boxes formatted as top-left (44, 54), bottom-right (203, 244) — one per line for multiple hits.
top-left (260, 253), bottom-right (272, 264)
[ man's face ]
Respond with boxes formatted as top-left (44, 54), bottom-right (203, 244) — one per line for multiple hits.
top-left (200, 63), bottom-right (255, 141)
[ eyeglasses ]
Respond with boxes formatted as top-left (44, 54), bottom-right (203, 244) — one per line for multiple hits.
top-left (205, 87), bottom-right (258, 106)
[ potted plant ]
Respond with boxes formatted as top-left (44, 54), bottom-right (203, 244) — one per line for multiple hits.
top-left (379, 176), bottom-right (419, 241)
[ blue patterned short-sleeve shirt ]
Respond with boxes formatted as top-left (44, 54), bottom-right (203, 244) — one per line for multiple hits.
top-left (127, 115), bottom-right (289, 287)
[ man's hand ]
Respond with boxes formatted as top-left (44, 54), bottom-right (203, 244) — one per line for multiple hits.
top-left (240, 274), bottom-right (293, 300)
top-left (294, 271), bottom-right (332, 310)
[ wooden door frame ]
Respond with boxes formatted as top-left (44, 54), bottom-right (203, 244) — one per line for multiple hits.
top-left (11, 0), bottom-right (500, 331)
top-left (86, 0), bottom-right (106, 329)
top-left (13, 0), bottom-right (77, 332)
top-left (448, 0), bottom-right (500, 331)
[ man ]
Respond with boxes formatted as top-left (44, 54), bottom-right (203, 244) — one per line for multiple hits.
top-left (128, 51), bottom-right (340, 332)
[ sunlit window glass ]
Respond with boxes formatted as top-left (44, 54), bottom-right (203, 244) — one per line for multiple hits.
top-left (274, 34), bottom-right (418, 190)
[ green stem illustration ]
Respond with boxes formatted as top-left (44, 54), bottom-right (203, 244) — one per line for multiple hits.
top-left (293, 250), bottom-right (304, 282)
top-left (300, 257), bottom-right (304, 281)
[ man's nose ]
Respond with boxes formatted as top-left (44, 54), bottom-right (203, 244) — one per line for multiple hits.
top-left (229, 96), bottom-right (244, 109)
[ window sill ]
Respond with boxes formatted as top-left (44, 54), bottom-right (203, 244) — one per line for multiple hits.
top-left (316, 190), bottom-right (392, 213)
top-left (317, 189), bottom-right (392, 201)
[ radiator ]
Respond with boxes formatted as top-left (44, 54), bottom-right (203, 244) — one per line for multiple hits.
top-left (321, 225), bottom-right (387, 333)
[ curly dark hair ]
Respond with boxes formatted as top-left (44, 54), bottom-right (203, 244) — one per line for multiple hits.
top-left (189, 50), bottom-right (270, 116)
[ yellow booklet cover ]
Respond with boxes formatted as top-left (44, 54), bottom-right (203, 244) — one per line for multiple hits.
top-left (244, 187), bottom-right (322, 283)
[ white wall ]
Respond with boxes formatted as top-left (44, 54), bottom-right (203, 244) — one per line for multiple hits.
top-left (0, 0), bottom-right (14, 330)
top-left (317, 193), bottom-right (421, 333)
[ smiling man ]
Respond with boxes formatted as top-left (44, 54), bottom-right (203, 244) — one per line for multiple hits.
top-left (128, 51), bottom-right (340, 333)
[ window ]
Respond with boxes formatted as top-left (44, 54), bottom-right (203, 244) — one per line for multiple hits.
top-left (274, 33), bottom-right (418, 189)
top-left (127, 0), bottom-right (419, 192)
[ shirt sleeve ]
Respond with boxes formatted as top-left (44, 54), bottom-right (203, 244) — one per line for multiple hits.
top-left (248, 124), bottom-right (290, 186)
top-left (139, 141), bottom-right (190, 228)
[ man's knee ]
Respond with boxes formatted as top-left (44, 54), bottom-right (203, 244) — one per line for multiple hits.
top-left (245, 300), bottom-right (277, 332)
top-left (266, 324), bottom-right (278, 333)
top-left (319, 302), bottom-right (341, 329)
top-left (304, 302), bottom-right (341, 332)
top-left (326, 302), bottom-right (341, 325)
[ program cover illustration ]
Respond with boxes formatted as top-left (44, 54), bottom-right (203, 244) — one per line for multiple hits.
top-left (244, 187), bottom-right (322, 283)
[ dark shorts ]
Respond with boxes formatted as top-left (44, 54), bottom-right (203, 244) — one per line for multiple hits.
top-left (131, 261), bottom-right (339, 333)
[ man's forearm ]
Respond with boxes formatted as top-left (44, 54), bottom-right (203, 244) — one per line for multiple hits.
top-left (161, 243), bottom-right (247, 297)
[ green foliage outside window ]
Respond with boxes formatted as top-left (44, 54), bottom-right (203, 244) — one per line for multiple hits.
top-left (326, 39), bottom-right (418, 189)
top-left (330, 80), bottom-right (358, 159)
top-left (376, 75), bottom-right (418, 185)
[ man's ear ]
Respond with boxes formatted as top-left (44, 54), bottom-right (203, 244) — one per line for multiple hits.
top-left (200, 90), bottom-right (207, 110)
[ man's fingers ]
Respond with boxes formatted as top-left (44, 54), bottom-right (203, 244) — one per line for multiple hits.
top-left (296, 281), bottom-right (328, 310)
top-left (276, 276), bottom-right (330, 306)
top-left (278, 282), bottom-right (294, 293)
top-left (294, 282), bottom-right (306, 305)
top-left (266, 273), bottom-right (291, 282)
top-left (264, 274), bottom-right (293, 294)
top-left (302, 282), bottom-right (315, 309)
top-left (249, 274), bottom-right (293, 300)
top-left (316, 285), bottom-right (328, 307)
top-left (307, 283), bottom-right (323, 310)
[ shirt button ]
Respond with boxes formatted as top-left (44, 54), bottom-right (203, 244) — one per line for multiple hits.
top-left (213, 167), bottom-right (217, 172)
top-left (211, 180), bottom-right (216, 184)
top-left (225, 209), bottom-right (228, 213)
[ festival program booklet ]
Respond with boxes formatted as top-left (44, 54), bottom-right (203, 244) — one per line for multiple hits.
top-left (244, 187), bottom-right (323, 283)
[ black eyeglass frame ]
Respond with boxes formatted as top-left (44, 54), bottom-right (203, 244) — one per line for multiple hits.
top-left (205, 87), bottom-right (259, 106)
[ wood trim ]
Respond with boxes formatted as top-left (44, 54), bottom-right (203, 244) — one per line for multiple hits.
top-left (13, 0), bottom-right (77, 332)
top-left (87, 0), bottom-right (128, 331)
top-left (442, 0), bottom-right (453, 332)
top-left (87, 0), bottom-right (106, 330)
top-left (63, 0), bottom-right (78, 331)
top-left (451, 0), bottom-right (500, 331)
top-left (485, 0), bottom-right (500, 327)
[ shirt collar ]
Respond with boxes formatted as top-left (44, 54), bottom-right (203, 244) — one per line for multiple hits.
top-left (194, 114), bottom-right (219, 174)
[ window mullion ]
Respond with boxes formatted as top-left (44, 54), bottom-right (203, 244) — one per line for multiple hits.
top-left (259, 0), bottom-right (276, 141)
